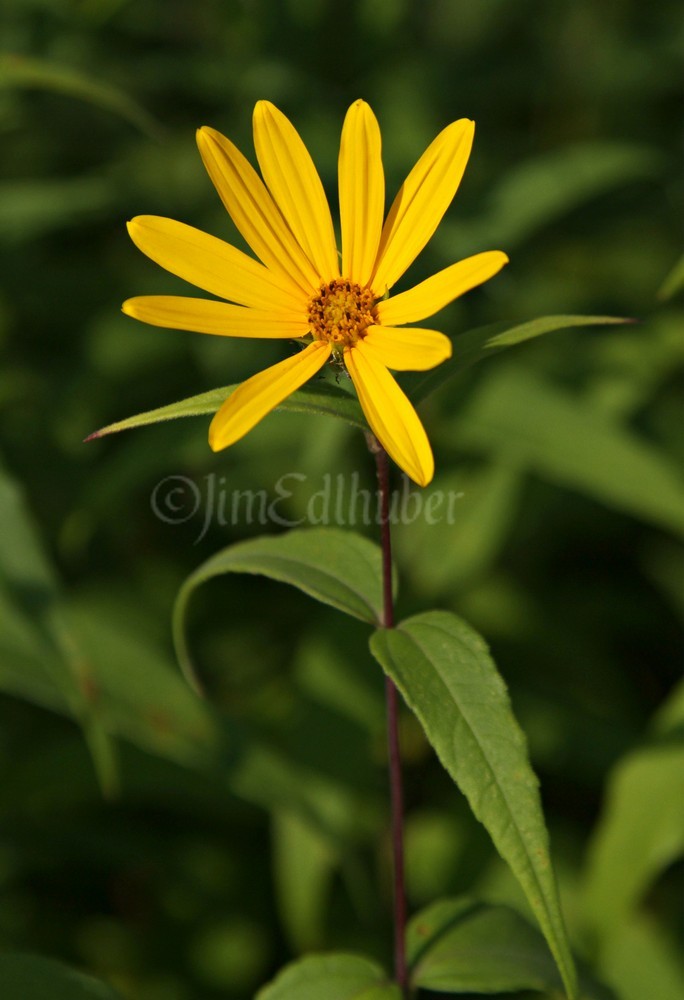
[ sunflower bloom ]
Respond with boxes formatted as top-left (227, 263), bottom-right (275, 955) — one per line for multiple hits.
top-left (123, 101), bottom-right (508, 486)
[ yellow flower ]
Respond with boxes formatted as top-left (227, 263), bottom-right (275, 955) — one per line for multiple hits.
top-left (123, 101), bottom-right (507, 486)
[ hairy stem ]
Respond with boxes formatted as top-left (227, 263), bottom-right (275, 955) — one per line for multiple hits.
top-left (369, 435), bottom-right (408, 993)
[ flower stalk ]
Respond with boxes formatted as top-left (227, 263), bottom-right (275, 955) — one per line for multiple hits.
top-left (370, 433), bottom-right (408, 993)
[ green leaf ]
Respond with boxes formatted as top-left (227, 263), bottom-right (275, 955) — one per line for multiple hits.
top-left (0, 482), bottom-right (379, 846)
top-left (581, 741), bottom-right (684, 942)
top-left (406, 316), bottom-right (631, 404)
top-left (3, 587), bottom-right (378, 846)
top-left (408, 899), bottom-right (614, 999)
top-left (657, 253), bottom-right (684, 301)
top-left (84, 384), bottom-right (231, 439)
top-left (85, 319), bottom-right (629, 441)
top-left (274, 377), bottom-right (364, 427)
top-left (407, 901), bottom-right (545, 997)
top-left (86, 379), bottom-right (364, 441)
top-left (0, 953), bottom-right (122, 999)
top-left (370, 611), bottom-right (577, 999)
top-left (0, 53), bottom-right (161, 137)
top-left (598, 914), bottom-right (684, 1000)
top-left (295, 634), bottom-right (386, 734)
top-left (0, 178), bottom-right (114, 243)
top-left (173, 528), bottom-right (387, 692)
top-left (272, 808), bottom-right (337, 951)
top-left (453, 365), bottom-right (684, 537)
top-left (61, 599), bottom-right (220, 768)
top-left (0, 470), bottom-right (119, 796)
top-left (408, 897), bottom-right (562, 992)
top-left (483, 142), bottom-right (662, 247)
top-left (653, 677), bottom-right (684, 736)
top-left (393, 461), bottom-right (522, 595)
top-left (255, 954), bottom-right (401, 1000)
top-left (436, 141), bottom-right (663, 254)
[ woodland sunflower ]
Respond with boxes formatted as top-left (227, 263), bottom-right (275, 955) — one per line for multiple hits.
top-left (123, 100), bottom-right (507, 486)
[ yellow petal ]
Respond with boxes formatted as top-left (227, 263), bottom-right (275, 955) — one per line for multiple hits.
top-left (122, 296), bottom-right (309, 338)
top-left (377, 251), bottom-right (509, 326)
top-left (370, 119), bottom-right (475, 295)
top-left (196, 126), bottom-right (320, 295)
top-left (209, 341), bottom-right (331, 450)
top-left (253, 101), bottom-right (339, 283)
top-left (361, 325), bottom-right (452, 371)
top-left (127, 216), bottom-right (304, 312)
top-left (338, 100), bottom-right (385, 286)
top-left (345, 344), bottom-right (434, 487)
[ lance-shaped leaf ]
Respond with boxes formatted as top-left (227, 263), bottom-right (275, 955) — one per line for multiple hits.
top-left (0, 53), bottom-right (161, 137)
top-left (453, 365), bottom-right (684, 538)
top-left (370, 611), bottom-right (577, 999)
top-left (581, 680), bottom-right (684, 943)
top-left (85, 380), bottom-right (364, 440)
top-left (0, 470), bottom-right (119, 796)
top-left (255, 953), bottom-right (401, 1000)
top-left (404, 315), bottom-right (631, 404)
top-left (85, 318), bottom-right (629, 443)
top-left (174, 528), bottom-right (390, 692)
top-left (272, 808), bottom-right (338, 951)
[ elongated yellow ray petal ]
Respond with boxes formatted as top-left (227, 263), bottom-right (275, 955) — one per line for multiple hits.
top-left (377, 251), bottom-right (509, 326)
top-left (123, 296), bottom-right (309, 338)
top-left (361, 325), bottom-right (452, 371)
top-left (253, 101), bottom-right (339, 283)
top-left (127, 216), bottom-right (304, 312)
top-left (338, 100), bottom-right (384, 287)
top-left (371, 119), bottom-right (475, 295)
top-left (345, 344), bottom-right (434, 486)
top-left (209, 341), bottom-right (331, 450)
top-left (196, 127), bottom-right (320, 296)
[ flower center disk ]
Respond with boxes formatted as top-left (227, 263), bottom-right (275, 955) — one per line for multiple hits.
top-left (308, 279), bottom-right (377, 351)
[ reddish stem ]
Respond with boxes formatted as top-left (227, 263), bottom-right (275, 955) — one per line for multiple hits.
top-left (371, 438), bottom-right (408, 993)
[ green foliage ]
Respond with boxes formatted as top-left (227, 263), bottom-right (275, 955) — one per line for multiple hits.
top-left (408, 898), bottom-right (564, 994)
top-left (453, 365), bottom-right (684, 537)
top-left (176, 527), bottom-right (386, 631)
top-left (87, 317), bottom-right (630, 444)
top-left (172, 528), bottom-right (389, 690)
top-left (371, 611), bottom-right (576, 997)
top-left (272, 808), bottom-right (338, 952)
top-left (256, 954), bottom-right (401, 1000)
top-left (0, 0), bottom-right (681, 996)
top-left (407, 315), bottom-right (631, 404)
top-left (596, 916), bottom-right (684, 1000)
top-left (657, 254), bottom-right (684, 301)
top-left (0, 468), bottom-right (120, 794)
top-left (0, 474), bottom-right (381, 854)
top-left (0, 177), bottom-right (115, 243)
top-left (579, 683), bottom-right (684, 999)
top-left (407, 899), bottom-right (616, 999)
top-left (0, 53), bottom-right (162, 136)
top-left (582, 746), bottom-right (684, 940)
top-left (0, 954), bottom-right (122, 999)
top-left (444, 141), bottom-right (664, 252)
top-left (88, 380), bottom-right (366, 440)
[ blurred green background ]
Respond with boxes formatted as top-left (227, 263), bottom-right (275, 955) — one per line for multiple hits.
top-left (0, 1), bottom-right (682, 998)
